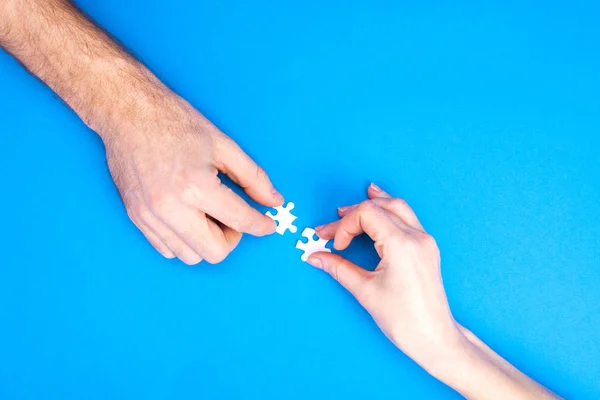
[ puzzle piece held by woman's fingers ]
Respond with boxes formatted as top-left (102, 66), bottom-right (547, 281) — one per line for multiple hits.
top-left (266, 202), bottom-right (298, 235)
top-left (296, 228), bottom-right (331, 262)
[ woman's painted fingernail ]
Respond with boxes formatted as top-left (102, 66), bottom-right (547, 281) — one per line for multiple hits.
top-left (315, 224), bottom-right (326, 231)
top-left (308, 257), bottom-right (322, 268)
top-left (370, 182), bottom-right (382, 192)
top-left (338, 206), bottom-right (350, 213)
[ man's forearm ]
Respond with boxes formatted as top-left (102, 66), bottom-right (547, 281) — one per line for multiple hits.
top-left (0, 0), bottom-right (168, 139)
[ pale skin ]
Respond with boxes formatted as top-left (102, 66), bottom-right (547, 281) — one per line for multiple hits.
top-left (0, 1), bottom-right (561, 397)
top-left (0, 0), bottom-right (283, 265)
top-left (311, 183), bottom-right (560, 399)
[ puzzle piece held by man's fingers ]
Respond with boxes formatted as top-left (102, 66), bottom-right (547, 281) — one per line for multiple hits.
top-left (296, 228), bottom-right (331, 262)
top-left (266, 202), bottom-right (298, 235)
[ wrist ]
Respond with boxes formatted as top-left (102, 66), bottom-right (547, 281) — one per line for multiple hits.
top-left (0, 0), bottom-right (177, 145)
top-left (425, 326), bottom-right (558, 399)
top-left (406, 324), bottom-right (496, 393)
top-left (417, 327), bottom-right (479, 383)
top-left (74, 58), bottom-right (171, 140)
top-left (429, 334), bottom-right (486, 385)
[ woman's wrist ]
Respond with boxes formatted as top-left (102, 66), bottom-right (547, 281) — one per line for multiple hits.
top-left (425, 325), bottom-right (560, 399)
top-left (432, 333), bottom-right (493, 394)
top-left (418, 326), bottom-right (480, 385)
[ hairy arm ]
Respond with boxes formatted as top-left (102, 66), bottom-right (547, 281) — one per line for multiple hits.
top-left (0, 0), bottom-right (283, 264)
top-left (0, 0), bottom-right (159, 137)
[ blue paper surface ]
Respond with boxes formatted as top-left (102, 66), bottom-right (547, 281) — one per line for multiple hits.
top-left (1, 1), bottom-right (599, 398)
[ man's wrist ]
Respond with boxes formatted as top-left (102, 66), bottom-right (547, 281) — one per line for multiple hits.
top-left (73, 57), bottom-right (168, 139)
top-left (0, 0), bottom-right (173, 143)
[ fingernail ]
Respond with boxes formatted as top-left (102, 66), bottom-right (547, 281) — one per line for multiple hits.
top-left (315, 224), bottom-right (325, 231)
top-left (370, 182), bottom-right (382, 192)
top-left (272, 188), bottom-right (284, 204)
top-left (308, 257), bottom-right (322, 269)
top-left (338, 205), bottom-right (350, 213)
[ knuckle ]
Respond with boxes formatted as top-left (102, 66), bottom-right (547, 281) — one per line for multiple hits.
top-left (339, 224), bottom-right (355, 239)
top-left (135, 205), bottom-right (155, 225)
top-left (414, 230), bottom-right (430, 241)
top-left (126, 202), bottom-right (148, 226)
top-left (178, 168), bottom-right (197, 184)
top-left (391, 230), bottom-right (437, 253)
top-left (390, 197), bottom-right (408, 209)
top-left (125, 206), bottom-right (140, 224)
top-left (358, 199), bottom-right (378, 213)
top-left (214, 135), bottom-right (237, 164)
top-left (176, 170), bottom-right (221, 206)
top-left (418, 231), bottom-right (438, 249)
top-left (183, 176), bottom-right (221, 207)
top-left (231, 208), bottom-right (254, 232)
top-left (217, 132), bottom-right (236, 149)
top-left (388, 233), bottom-right (408, 247)
top-left (147, 190), bottom-right (171, 214)
top-left (254, 165), bottom-right (268, 183)
top-left (179, 180), bottom-right (202, 204)
top-left (330, 262), bottom-right (340, 283)
top-left (322, 261), bottom-right (337, 280)
top-left (404, 234), bottom-right (421, 249)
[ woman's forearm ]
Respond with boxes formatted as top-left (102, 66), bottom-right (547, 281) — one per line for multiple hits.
top-left (312, 185), bottom-right (561, 400)
top-left (433, 325), bottom-right (559, 399)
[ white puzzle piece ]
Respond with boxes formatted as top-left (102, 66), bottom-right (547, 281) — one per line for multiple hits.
top-left (266, 202), bottom-right (298, 235)
top-left (295, 227), bottom-right (331, 262)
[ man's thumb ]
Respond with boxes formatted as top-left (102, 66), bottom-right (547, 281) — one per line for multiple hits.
top-left (213, 134), bottom-right (283, 207)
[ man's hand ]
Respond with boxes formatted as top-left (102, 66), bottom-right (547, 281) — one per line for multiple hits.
top-left (309, 183), bottom-right (559, 399)
top-left (0, 0), bottom-right (282, 264)
top-left (105, 92), bottom-right (282, 264)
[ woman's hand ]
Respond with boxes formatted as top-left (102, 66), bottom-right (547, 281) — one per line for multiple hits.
top-left (309, 183), bottom-right (559, 399)
top-left (310, 183), bottom-right (463, 372)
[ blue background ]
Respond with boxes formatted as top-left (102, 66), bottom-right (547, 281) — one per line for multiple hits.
top-left (1, 0), bottom-right (599, 398)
